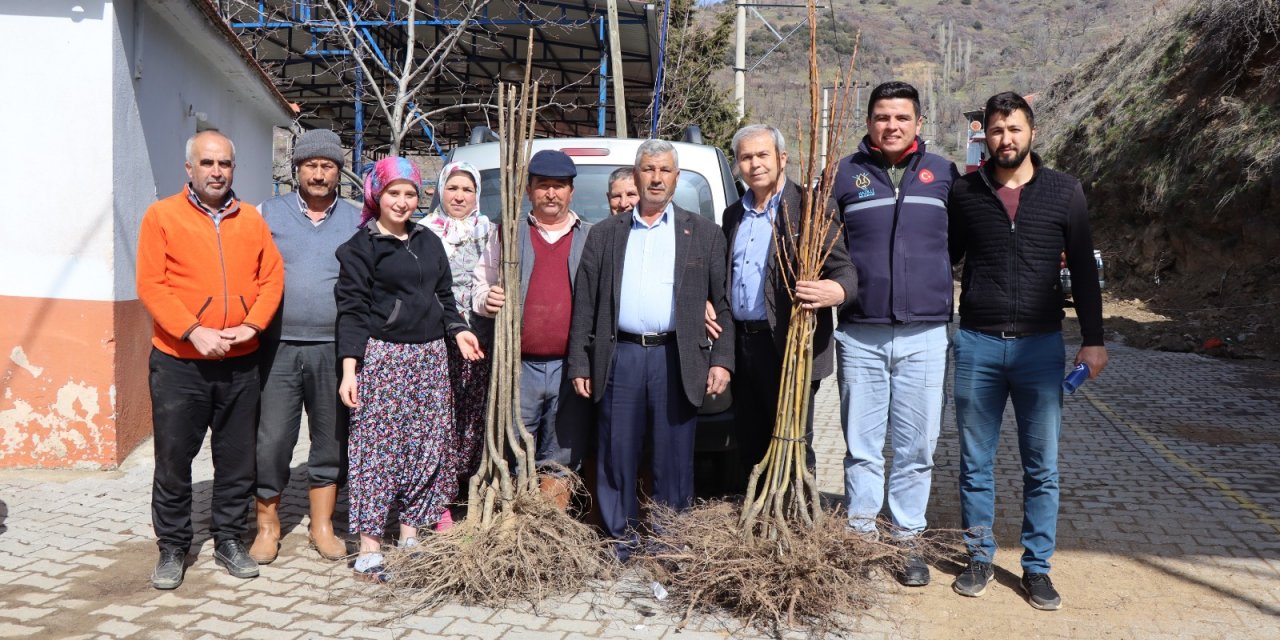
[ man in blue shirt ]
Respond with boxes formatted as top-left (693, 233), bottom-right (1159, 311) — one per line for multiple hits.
top-left (711, 124), bottom-right (857, 490)
top-left (567, 139), bottom-right (733, 560)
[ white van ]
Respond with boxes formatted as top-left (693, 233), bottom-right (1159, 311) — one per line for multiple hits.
top-left (441, 133), bottom-right (743, 490)
top-left (439, 135), bottom-right (740, 225)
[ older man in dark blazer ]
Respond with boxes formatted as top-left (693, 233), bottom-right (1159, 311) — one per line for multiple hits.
top-left (568, 139), bottom-right (733, 560)
top-left (709, 124), bottom-right (858, 488)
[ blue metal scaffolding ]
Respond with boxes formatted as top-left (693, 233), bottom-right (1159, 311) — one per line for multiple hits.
top-left (220, 1), bottom-right (661, 168)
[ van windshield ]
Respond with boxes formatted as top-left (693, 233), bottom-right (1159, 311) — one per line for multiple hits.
top-left (471, 166), bottom-right (717, 223)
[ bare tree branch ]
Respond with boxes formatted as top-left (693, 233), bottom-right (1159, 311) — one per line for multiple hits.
top-left (316, 0), bottom-right (493, 155)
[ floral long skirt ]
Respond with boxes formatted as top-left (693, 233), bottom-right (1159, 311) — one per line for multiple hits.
top-left (447, 341), bottom-right (490, 482)
top-left (348, 337), bottom-right (455, 537)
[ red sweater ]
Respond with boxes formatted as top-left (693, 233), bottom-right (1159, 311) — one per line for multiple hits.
top-left (521, 230), bottom-right (574, 358)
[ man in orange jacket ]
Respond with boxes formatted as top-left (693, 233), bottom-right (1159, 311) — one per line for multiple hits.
top-left (136, 130), bottom-right (284, 590)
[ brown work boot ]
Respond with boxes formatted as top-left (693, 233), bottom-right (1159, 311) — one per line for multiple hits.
top-left (539, 476), bottom-right (572, 511)
top-left (307, 485), bottom-right (348, 560)
top-left (249, 496), bottom-right (281, 564)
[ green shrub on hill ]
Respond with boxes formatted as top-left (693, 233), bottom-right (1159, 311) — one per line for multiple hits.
top-left (1037, 0), bottom-right (1280, 307)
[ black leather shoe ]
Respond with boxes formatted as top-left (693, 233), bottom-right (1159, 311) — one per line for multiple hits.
top-left (214, 539), bottom-right (260, 579)
top-left (895, 554), bottom-right (931, 586)
top-left (151, 548), bottom-right (186, 590)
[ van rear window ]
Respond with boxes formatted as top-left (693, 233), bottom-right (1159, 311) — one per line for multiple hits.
top-left (471, 166), bottom-right (716, 223)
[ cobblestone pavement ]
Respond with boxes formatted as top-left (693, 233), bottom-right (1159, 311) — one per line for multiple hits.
top-left (1, 341), bottom-right (1278, 639)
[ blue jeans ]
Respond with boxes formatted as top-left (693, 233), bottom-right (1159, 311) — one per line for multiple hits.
top-left (952, 328), bottom-right (1064, 573)
top-left (834, 322), bottom-right (948, 538)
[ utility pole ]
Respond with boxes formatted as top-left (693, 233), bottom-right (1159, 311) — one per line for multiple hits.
top-left (607, 0), bottom-right (627, 137)
top-left (854, 82), bottom-right (865, 124)
top-left (734, 2), bottom-right (826, 121)
top-left (734, 0), bottom-right (746, 120)
top-left (820, 87), bottom-right (830, 169)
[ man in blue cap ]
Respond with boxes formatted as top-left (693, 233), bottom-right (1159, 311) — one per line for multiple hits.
top-left (472, 149), bottom-right (594, 508)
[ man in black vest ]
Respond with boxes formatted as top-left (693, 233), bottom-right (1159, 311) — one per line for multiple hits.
top-left (829, 81), bottom-right (959, 587)
top-left (947, 92), bottom-right (1109, 611)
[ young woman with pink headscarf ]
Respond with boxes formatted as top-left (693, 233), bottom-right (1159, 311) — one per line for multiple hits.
top-left (334, 157), bottom-right (483, 581)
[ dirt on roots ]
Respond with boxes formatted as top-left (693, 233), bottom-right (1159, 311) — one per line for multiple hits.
top-left (634, 502), bottom-right (963, 638)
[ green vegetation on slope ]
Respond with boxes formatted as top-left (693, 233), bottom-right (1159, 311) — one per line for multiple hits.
top-left (735, 0), bottom-right (1171, 160)
top-left (1037, 0), bottom-right (1280, 289)
top-left (1036, 0), bottom-right (1280, 355)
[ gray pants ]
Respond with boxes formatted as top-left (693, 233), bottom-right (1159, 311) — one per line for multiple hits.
top-left (520, 357), bottom-right (592, 472)
top-left (255, 341), bottom-right (349, 499)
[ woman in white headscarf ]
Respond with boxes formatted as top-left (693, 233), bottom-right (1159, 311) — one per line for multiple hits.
top-left (419, 161), bottom-right (493, 529)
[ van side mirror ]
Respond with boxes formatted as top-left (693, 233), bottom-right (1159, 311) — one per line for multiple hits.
top-left (469, 126), bottom-right (499, 145)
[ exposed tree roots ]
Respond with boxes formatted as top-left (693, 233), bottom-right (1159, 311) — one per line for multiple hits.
top-left (375, 477), bottom-right (617, 618)
top-left (636, 501), bottom-right (958, 638)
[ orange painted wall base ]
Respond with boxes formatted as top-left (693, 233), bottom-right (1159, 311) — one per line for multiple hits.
top-left (0, 295), bottom-right (152, 468)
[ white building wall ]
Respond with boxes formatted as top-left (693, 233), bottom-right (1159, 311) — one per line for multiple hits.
top-left (0, 0), bottom-right (288, 303)
top-left (114, 0), bottom-right (287, 300)
top-left (0, 1), bottom-right (115, 301)
top-left (0, 0), bottom-right (291, 468)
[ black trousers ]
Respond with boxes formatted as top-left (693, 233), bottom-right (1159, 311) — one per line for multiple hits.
top-left (255, 340), bottom-right (348, 498)
top-left (733, 328), bottom-right (819, 488)
top-left (149, 348), bottom-right (259, 551)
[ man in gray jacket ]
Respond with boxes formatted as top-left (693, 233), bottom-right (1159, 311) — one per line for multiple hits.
top-left (567, 140), bottom-right (733, 560)
top-left (472, 149), bottom-right (593, 508)
top-left (251, 128), bottom-right (360, 563)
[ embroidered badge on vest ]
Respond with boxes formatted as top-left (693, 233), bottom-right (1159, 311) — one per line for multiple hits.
top-left (919, 169), bottom-right (935, 184)
top-left (854, 172), bottom-right (875, 199)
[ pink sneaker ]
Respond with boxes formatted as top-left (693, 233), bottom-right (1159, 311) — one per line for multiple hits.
top-left (435, 509), bottom-right (454, 532)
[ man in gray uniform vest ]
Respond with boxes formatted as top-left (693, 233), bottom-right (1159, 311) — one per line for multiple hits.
top-left (251, 129), bottom-right (361, 563)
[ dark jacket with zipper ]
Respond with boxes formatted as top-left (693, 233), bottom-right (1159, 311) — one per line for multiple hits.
top-left (335, 219), bottom-right (469, 361)
top-left (831, 136), bottom-right (959, 324)
top-left (947, 153), bottom-right (1104, 346)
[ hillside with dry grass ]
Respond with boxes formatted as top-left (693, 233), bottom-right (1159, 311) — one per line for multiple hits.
top-left (1036, 0), bottom-right (1280, 358)
top-left (692, 0), bottom-right (1280, 358)
top-left (723, 0), bottom-right (1177, 159)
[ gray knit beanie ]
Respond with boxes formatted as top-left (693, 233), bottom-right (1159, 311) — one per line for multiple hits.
top-left (293, 129), bottom-right (345, 168)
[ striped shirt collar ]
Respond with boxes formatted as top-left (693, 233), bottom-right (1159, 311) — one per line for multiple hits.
top-left (185, 184), bottom-right (238, 219)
